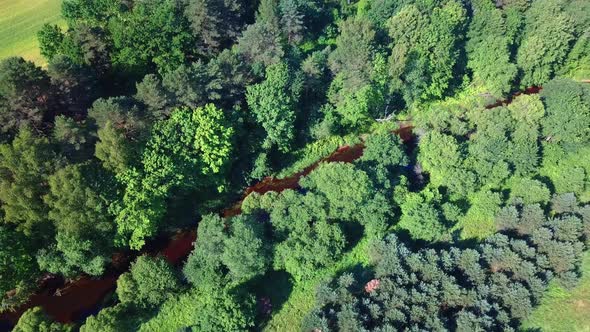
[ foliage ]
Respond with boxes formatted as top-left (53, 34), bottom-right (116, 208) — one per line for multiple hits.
top-left (246, 62), bottom-right (302, 152)
top-left (540, 78), bottom-right (590, 145)
top-left (300, 162), bottom-right (372, 220)
top-left (387, 0), bottom-right (467, 103)
top-left (0, 57), bottom-right (51, 138)
top-left (38, 24), bottom-right (64, 61)
top-left (116, 255), bottom-right (181, 309)
top-left (138, 286), bottom-right (256, 332)
top-left (80, 304), bottom-right (145, 332)
top-left (13, 307), bottom-right (71, 332)
top-left (397, 190), bottom-right (448, 241)
top-left (0, 127), bottom-right (60, 236)
top-left (222, 215), bottom-right (271, 284)
top-left (521, 252), bottom-right (590, 331)
top-left (306, 204), bottom-right (589, 331)
top-left (38, 163), bottom-right (115, 276)
top-left (109, 0), bottom-right (194, 73)
top-left (3, 0), bottom-right (590, 330)
top-left (236, 0), bottom-right (284, 70)
top-left (508, 177), bottom-right (551, 205)
top-left (184, 213), bottom-right (270, 286)
top-left (184, 0), bottom-right (247, 56)
top-left (517, 0), bottom-right (576, 87)
top-left (466, 0), bottom-right (517, 96)
top-left (0, 226), bottom-right (38, 295)
top-left (328, 17), bottom-right (375, 97)
top-left (115, 104), bottom-right (233, 249)
top-left (458, 190), bottom-right (502, 239)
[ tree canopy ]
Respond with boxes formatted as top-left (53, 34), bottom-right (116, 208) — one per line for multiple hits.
top-left (3, 0), bottom-right (590, 330)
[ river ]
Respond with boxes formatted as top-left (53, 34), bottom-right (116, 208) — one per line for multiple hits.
top-left (0, 84), bottom-right (546, 330)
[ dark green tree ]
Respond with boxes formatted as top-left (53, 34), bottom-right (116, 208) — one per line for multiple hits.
top-left (109, 0), bottom-right (194, 73)
top-left (246, 62), bottom-right (302, 152)
top-left (328, 17), bottom-right (375, 98)
top-left (37, 24), bottom-right (65, 61)
top-left (222, 215), bottom-right (270, 284)
top-left (116, 255), bottom-right (182, 308)
top-left (0, 226), bottom-right (38, 296)
top-left (0, 128), bottom-right (60, 236)
top-left (38, 163), bottom-right (116, 276)
top-left (184, 0), bottom-right (246, 56)
top-left (13, 307), bottom-right (71, 332)
top-left (0, 57), bottom-right (52, 138)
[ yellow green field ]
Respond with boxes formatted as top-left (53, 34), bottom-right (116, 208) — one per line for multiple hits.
top-left (0, 0), bottom-right (63, 65)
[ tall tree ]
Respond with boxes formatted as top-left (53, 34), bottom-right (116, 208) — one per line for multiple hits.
top-left (184, 0), bottom-right (247, 56)
top-left (236, 0), bottom-right (284, 70)
top-left (116, 104), bottom-right (233, 249)
top-left (387, 1), bottom-right (467, 103)
top-left (0, 225), bottom-right (38, 296)
top-left (466, 0), bottom-right (517, 97)
top-left (0, 58), bottom-right (52, 138)
top-left (117, 255), bottom-right (181, 308)
top-left (38, 163), bottom-right (116, 276)
top-left (0, 128), bottom-right (60, 236)
top-left (109, 0), bottom-right (195, 73)
top-left (328, 17), bottom-right (376, 98)
top-left (517, 0), bottom-right (575, 87)
top-left (246, 62), bottom-right (302, 152)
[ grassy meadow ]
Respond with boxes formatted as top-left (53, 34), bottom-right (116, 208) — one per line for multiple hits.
top-left (0, 0), bottom-right (63, 65)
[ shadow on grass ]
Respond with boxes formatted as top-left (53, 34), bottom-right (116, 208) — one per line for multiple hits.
top-left (246, 270), bottom-right (294, 330)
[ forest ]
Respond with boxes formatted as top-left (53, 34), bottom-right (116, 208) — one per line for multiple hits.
top-left (0, 0), bottom-right (589, 331)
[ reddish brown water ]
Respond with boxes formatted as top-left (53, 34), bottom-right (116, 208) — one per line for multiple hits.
top-left (485, 86), bottom-right (542, 109)
top-left (0, 113), bottom-right (488, 330)
top-left (0, 121), bottom-right (422, 331)
top-left (0, 230), bottom-right (196, 330)
top-left (0, 82), bottom-right (551, 329)
top-left (0, 122), bottom-right (413, 330)
top-left (223, 122), bottom-right (413, 217)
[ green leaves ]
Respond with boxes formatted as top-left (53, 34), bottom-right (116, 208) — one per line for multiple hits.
top-left (184, 214), bottom-right (270, 285)
top-left (246, 62), bottom-right (302, 152)
top-left (40, 163), bottom-right (115, 276)
top-left (0, 226), bottom-right (38, 295)
top-left (117, 255), bottom-right (181, 308)
top-left (301, 162), bottom-right (371, 220)
top-left (517, 0), bottom-right (576, 87)
top-left (116, 104), bottom-right (234, 249)
top-left (222, 215), bottom-right (270, 283)
top-left (387, 0), bottom-right (467, 103)
top-left (109, 0), bottom-right (195, 73)
top-left (0, 128), bottom-right (60, 235)
top-left (466, 0), bottom-right (517, 97)
top-left (194, 104), bottom-right (235, 174)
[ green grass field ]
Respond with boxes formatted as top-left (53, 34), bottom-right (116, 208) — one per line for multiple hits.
top-left (521, 252), bottom-right (590, 332)
top-left (0, 0), bottom-right (63, 65)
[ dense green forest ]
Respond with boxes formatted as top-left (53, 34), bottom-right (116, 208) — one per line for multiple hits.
top-left (1, 0), bottom-right (589, 331)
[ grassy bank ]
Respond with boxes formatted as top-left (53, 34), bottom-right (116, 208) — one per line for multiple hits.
top-left (0, 0), bottom-right (63, 65)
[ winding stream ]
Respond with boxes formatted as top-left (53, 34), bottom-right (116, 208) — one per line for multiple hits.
top-left (0, 85), bottom-right (548, 330)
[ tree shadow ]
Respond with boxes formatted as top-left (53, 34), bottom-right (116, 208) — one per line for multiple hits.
top-left (246, 270), bottom-right (294, 329)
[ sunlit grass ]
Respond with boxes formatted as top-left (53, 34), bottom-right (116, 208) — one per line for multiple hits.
top-left (0, 0), bottom-right (64, 66)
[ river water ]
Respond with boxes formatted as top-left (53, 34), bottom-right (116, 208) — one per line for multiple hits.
top-left (0, 85), bottom-right (544, 330)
